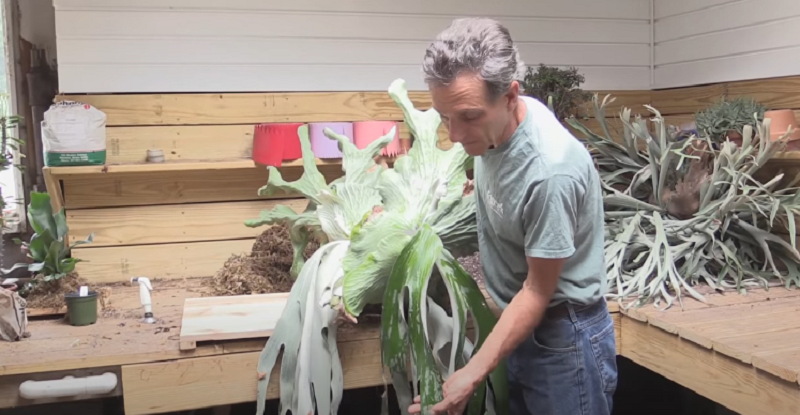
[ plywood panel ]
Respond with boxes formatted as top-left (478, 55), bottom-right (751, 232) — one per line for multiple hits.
top-left (178, 293), bottom-right (289, 348)
top-left (621, 318), bottom-right (800, 415)
top-left (61, 164), bottom-right (345, 209)
top-left (67, 199), bottom-right (308, 247)
top-left (72, 239), bottom-right (256, 283)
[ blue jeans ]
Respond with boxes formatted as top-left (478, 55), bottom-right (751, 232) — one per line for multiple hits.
top-left (506, 300), bottom-right (618, 415)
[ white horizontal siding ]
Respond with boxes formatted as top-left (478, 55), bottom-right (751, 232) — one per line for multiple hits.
top-left (654, 0), bottom-right (800, 88)
top-left (54, 0), bottom-right (652, 93)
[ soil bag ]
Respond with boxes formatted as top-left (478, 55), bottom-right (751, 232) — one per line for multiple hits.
top-left (41, 100), bottom-right (107, 166)
top-left (0, 288), bottom-right (29, 342)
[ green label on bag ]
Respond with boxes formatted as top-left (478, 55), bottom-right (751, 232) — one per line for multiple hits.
top-left (45, 150), bottom-right (107, 166)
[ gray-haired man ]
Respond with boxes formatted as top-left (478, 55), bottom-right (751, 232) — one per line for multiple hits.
top-left (408, 17), bottom-right (617, 415)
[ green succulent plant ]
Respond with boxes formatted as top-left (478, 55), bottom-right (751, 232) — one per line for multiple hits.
top-left (568, 94), bottom-right (800, 310)
top-left (695, 97), bottom-right (767, 142)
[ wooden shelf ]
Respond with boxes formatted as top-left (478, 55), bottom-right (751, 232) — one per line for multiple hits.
top-left (44, 157), bottom-right (357, 177)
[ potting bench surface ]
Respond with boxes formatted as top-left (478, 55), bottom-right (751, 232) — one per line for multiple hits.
top-left (0, 275), bottom-right (621, 414)
top-left (618, 285), bottom-right (800, 415)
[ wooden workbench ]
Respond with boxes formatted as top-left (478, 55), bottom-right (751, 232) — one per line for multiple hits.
top-left (619, 286), bottom-right (800, 415)
top-left (0, 277), bottom-right (620, 415)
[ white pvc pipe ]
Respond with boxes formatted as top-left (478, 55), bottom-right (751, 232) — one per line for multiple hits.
top-left (19, 372), bottom-right (118, 399)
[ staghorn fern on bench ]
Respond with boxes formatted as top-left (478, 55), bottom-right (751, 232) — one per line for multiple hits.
top-left (567, 94), bottom-right (800, 310)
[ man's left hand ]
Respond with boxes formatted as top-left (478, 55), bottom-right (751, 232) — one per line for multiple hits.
top-left (408, 365), bottom-right (482, 414)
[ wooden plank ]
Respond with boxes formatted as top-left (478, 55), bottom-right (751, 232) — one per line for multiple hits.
top-left (61, 163), bottom-right (345, 209)
top-left (48, 157), bottom-right (352, 176)
top-left (72, 239), bottom-right (256, 283)
top-left (678, 307), bottom-right (800, 350)
top-left (67, 199), bottom-right (308, 247)
top-left (726, 76), bottom-right (800, 110)
top-left (630, 294), bottom-right (800, 334)
top-left (621, 318), bottom-right (800, 415)
top-left (42, 168), bottom-right (64, 213)
top-left (650, 84), bottom-right (727, 115)
top-left (57, 91), bottom-right (433, 126)
top-left (751, 350), bottom-right (800, 385)
top-left (120, 337), bottom-right (384, 415)
top-left (58, 90), bottom-right (649, 127)
top-left (712, 327), bottom-right (800, 366)
top-left (178, 293), bottom-right (289, 349)
top-left (104, 122), bottom-right (423, 164)
top-left (577, 90), bottom-right (652, 117)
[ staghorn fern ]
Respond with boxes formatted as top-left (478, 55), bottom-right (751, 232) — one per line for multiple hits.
top-left (245, 79), bottom-right (507, 415)
top-left (567, 94), bottom-right (800, 311)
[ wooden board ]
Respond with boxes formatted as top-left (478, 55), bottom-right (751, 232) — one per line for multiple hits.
top-left (651, 75), bottom-right (800, 116)
top-left (178, 293), bottom-right (289, 350)
top-left (726, 76), bottom-right (800, 110)
top-left (650, 83), bottom-right (727, 115)
top-left (621, 318), bottom-right (800, 415)
top-left (61, 163), bottom-right (345, 209)
top-left (58, 90), bottom-right (649, 127)
top-left (121, 338), bottom-right (384, 415)
top-left (67, 198), bottom-right (308, 247)
top-left (72, 239), bottom-right (256, 283)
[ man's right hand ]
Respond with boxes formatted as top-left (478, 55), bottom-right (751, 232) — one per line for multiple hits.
top-left (334, 301), bottom-right (358, 325)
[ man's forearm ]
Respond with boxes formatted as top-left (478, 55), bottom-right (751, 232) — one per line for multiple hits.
top-left (467, 281), bottom-right (549, 379)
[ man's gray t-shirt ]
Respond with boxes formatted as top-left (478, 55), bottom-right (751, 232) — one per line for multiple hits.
top-left (474, 96), bottom-right (606, 309)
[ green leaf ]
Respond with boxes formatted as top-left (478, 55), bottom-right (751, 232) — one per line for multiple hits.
top-left (381, 224), bottom-right (443, 415)
top-left (27, 192), bottom-right (57, 237)
top-left (341, 212), bottom-right (415, 316)
top-left (437, 250), bottom-right (509, 414)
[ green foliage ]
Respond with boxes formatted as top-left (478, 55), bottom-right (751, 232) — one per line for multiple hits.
top-left (568, 94), bottom-right (800, 310)
top-left (7, 192), bottom-right (93, 282)
top-left (249, 79), bottom-right (505, 415)
top-left (519, 64), bottom-right (592, 121)
top-left (695, 96), bottom-right (767, 142)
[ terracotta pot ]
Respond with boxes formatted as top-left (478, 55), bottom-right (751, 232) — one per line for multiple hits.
top-left (726, 130), bottom-right (743, 147)
top-left (764, 110), bottom-right (800, 144)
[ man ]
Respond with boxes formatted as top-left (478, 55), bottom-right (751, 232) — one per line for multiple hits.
top-left (408, 17), bottom-right (617, 415)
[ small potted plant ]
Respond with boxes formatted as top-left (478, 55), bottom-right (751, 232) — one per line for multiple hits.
top-left (695, 97), bottom-right (766, 146)
top-left (8, 192), bottom-right (96, 325)
top-left (519, 64), bottom-right (593, 121)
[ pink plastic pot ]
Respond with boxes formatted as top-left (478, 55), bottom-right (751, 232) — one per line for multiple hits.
top-left (353, 121), bottom-right (400, 156)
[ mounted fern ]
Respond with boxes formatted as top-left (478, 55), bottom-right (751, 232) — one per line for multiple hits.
top-left (245, 79), bottom-right (508, 415)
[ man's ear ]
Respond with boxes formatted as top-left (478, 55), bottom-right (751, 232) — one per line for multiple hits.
top-left (505, 81), bottom-right (520, 108)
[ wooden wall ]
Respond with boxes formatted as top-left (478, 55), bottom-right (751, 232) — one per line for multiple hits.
top-left (653, 0), bottom-right (800, 89)
top-left (50, 88), bottom-right (649, 283)
top-left (52, 0), bottom-right (652, 93)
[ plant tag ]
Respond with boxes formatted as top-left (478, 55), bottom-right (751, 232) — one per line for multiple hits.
top-left (79, 286), bottom-right (88, 297)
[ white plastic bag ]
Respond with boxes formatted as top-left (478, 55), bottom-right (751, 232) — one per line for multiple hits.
top-left (41, 100), bottom-right (107, 166)
top-left (0, 288), bottom-right (29, 342)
